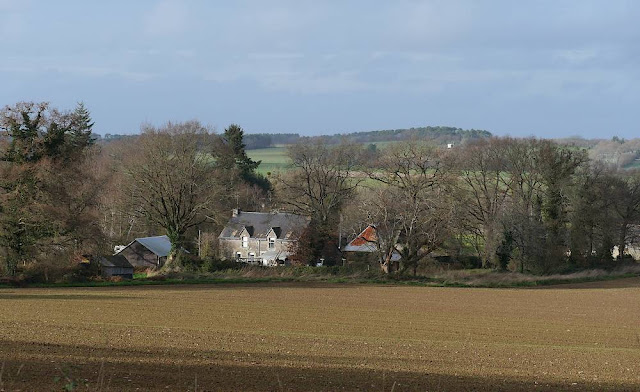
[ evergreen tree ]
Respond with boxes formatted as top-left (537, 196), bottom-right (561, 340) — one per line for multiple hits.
top-left (0, 102), bottom-right (101, 276)
top-left (219, 124), bottom-right (270, 191)
top-left (69, 102), bottom-right (95, 149)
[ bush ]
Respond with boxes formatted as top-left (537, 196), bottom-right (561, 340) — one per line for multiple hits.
top-left (201, 258), bottom-right (242, 273)
top-left (18, 259), bottom-right (78, 284)
top-left (457, 256), bottom-right (482, 269)
top-left (171, 252), bottom-right (203, 272)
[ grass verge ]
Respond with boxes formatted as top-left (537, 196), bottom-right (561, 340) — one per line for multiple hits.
top-left (2, 264), bottom-right (639, 289)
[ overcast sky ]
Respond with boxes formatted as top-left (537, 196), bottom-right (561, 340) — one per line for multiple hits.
top-left (1, 1), bottom-right (638, 138)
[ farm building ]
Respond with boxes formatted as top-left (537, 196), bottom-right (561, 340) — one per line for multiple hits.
top-left (343, 225), bottom-right (401, 263)
top-left (116, 235), bottom-right (172, 268)
top-left (97, 255), bottom-right (134, 279)
top-left (219, 209), bottom-right (310, 266)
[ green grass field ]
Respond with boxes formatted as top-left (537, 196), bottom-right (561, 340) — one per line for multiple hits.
top-left (247, 146), bottom-right (291, 175)
top-left (246, 141), bottom-right (405, 175)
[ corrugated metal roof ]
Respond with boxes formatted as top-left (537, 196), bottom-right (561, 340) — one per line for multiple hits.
top-left (134, 235), bottom-right (172, 257)
top-left (116, 235), bottom-right (173, 257)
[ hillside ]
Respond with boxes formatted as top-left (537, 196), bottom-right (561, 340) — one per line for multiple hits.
top-left (243, 126), bottom-right (492, 149)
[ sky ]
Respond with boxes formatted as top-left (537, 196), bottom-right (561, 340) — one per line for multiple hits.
top-left (1, 0), bottom-right (638, 138)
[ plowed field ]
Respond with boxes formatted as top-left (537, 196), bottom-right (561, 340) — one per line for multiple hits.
top-left (0, 279), bottom-right (639, 391)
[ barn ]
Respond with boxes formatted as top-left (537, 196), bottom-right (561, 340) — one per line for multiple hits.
top-left (116, 235), bottom-right (172, 268)
top-left (97, 255), bottom-right (134, 279)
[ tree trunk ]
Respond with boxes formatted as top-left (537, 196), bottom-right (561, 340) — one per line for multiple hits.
top-left (618, 222), bottom-right (628, 260)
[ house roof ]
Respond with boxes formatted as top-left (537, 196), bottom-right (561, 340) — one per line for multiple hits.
top-left (219, 211), bottom-right (310, 240)
top-left (344, 225), bottom-right (377, 252)
top-left (99, 254), bottom-right (133, 268)
top-left (118, 235), bottom-right (172, 257)
top-left (344, 225), bottom-right (401, 261)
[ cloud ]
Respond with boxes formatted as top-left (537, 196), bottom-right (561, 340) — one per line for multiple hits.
top-left (144, 0), bottom-right (189, 36)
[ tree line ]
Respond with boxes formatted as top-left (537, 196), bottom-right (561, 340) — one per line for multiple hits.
top-left (1, 101), bottom-right (639, 280)
top-left (279, 136), bottom-right (640, 274)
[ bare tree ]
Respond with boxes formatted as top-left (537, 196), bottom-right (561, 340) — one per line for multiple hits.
top-left (122, 121), bottom-right (224, 260)
top-left (277, 139), bottom-right (363, 228)
top-left (366, 142), bottom-right (454, 274)
top-left (455, 138), bottom-right (512, 268)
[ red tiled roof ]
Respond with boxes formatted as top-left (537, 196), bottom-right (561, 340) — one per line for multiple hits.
top-left (349, 225), bottom-right (377, 246)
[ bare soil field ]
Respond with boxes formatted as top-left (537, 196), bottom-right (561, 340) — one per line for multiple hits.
top-left (0, 279), bottom-right (639, 391)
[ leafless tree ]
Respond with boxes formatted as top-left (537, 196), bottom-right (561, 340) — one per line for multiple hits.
top-left (277, 139), bottom-right (363, 228)
top-left (122, 121), bottom-right (226, 260)
top-left (455, 138), bottom-right (512, 268)
top-left (365, 142), bottom-right (454, 274)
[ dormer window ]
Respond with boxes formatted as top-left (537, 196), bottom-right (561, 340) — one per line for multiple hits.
top-left (268, 237), bottom-right (275, 249)
top-left (242, 236), bottom-right (248, 248)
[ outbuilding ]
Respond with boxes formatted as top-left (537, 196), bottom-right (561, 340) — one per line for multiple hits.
top-left (116, 235), bottom-right (172, 268)
top-left (97, 255), bottom-right (134, 279)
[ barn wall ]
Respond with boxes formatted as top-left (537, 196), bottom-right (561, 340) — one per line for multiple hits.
top-left (120, 242), bottom-right (162, 268)
top-left (102, 267), bottom-right (134, 279)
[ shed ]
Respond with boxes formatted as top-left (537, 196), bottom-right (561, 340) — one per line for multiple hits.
top-left (116, 235), bottom-right (172, 268)
top-left (98, 255), bottom-right (134, 279)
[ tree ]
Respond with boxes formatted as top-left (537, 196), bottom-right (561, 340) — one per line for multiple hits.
top-left (455, 138), bottom-right (512, 268)
top-left (567, 164), bottom-right (617, 266)
top-left (0, 102), bottom-right (102, 276)
top-left (610, 170), bottom-right (640, 260)
top-left (69, 102), bottom-right (95, 149)
top-left (276, 139), bottom-right (363, 264)
top-left (366, 142), bottom-right (454, 274)
top-left (278, 139), bottom-right (362, 226)
top-left (122, 121), bottom-right (224, 262)
top-left (216, 124), bottom-right (270, 191)
top-left (535, 141), bottom-right (587, 272)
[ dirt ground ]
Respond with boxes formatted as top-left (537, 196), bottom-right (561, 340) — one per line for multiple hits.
top-left (0, 279), bottom-right (639, 391)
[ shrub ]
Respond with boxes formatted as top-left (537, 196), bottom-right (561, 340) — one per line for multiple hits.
top-left (457, 255), bottom-right (482, 269)
top-left (201, 258), bottom-right (241, 273)
top-left (172, 252), bottom-right (203, 272)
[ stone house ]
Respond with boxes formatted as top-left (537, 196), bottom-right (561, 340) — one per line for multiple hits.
top-left (218, 209), bottom-right (311, 266)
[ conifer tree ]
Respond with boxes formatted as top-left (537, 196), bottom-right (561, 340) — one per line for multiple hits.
top-left (70, 102), bottom-right (95, 149)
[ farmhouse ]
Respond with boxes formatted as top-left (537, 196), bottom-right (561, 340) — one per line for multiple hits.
top-left (97, 255), bottom-right (134, 279)
top-left (116, 235), bottom-right (172, 268)
top-left (219, 209), bottom-right (310, 266)
top-left (343, 225), bottom-right (401, 263)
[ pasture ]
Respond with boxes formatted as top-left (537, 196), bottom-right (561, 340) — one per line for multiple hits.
top-left (247, 147), bottom-right (291, 175)
top-left (246, 141), bottom-right (399, 175)
top-left (0, 280), bottom-right (639, 391)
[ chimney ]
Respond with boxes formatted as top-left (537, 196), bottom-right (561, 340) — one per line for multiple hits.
top-left (232, 209), bottom-right (240, 217)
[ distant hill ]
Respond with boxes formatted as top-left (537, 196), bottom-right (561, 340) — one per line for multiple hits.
top-left (242, 126), bottom-right (492, 149)
top-left (316, 126), bottom-right (492, 146)
top-left (98, 126), bottom-right (492, 149)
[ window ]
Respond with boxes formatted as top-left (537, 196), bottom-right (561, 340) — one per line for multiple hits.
top-left (242, 236), bottom-right (248, 248)
top-left (248, 252), bottom-right (256, 261)
top-left (268, 237), bottom-right (275, 249)
top-left (235, 252), bottom-right (241, 260)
